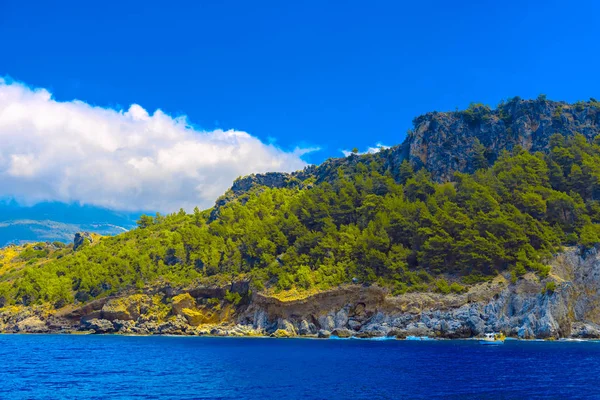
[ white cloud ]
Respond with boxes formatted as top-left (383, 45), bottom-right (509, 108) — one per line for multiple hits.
top-left (0, 79), bottom-right (312, 212)
top-left (341, 143), bottom-right (389, 157)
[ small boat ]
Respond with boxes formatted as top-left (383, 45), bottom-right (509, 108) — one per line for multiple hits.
top-left (479, 332), bottom-right (506, 345)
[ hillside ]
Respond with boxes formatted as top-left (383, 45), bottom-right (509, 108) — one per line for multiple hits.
top-left (2, 98), bottom-right (600, 338)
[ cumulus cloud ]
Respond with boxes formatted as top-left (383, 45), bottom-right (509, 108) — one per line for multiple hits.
top-left (341, 143), bottom-right (389, 157)
top-left (0, 79), bottom-right (312, 212)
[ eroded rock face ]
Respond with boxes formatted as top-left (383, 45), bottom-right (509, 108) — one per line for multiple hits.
top-left (317, 329), bottom-right (331, 338)
top-left (101, 294), bottom-right (151, 321)
top-left (211, 99), bottom-right (600, 216)
top-left (5, 246), bottom-right (600, 339)
top-left (83, 318), bottom-right (114, 333)
top-left (409, 99), bottom-right (600, 181)
top-left (228, 246), bottom-right (600, 339)
top-left (16, 316), bottom-right (48, 333)
top-left (331, 328), bottom-right (353, 338)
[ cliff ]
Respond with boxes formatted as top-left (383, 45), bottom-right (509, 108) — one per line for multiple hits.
top-left (218, 98), bottom-right (600, 206)
top-left (3, 246), bottom-right (600, 339)
top-left (409, 98), bottom-right (600, 181)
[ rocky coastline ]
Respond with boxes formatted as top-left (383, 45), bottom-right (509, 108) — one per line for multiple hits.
top-left (3, 246), bottom-right (600, 340)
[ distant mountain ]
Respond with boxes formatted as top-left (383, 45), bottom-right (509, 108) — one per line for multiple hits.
top-left (0, 201), bottom-right (144, 245)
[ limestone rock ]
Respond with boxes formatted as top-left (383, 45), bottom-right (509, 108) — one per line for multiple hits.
top-left (158, 316), bottom-right (189, 335)
top-left (317, 329), bottom-right (331, 338)
top-left (171, 293), bottom-right (196, 315)
top-left (387, 328), bottom-right (407, 339)
top-left (334, 308), bottom-right (349, 329)
top-left (276, 319), bottom-right (296, 336)
top-left (101, 294), bottom-right (151, 321)
top-left (270, 329), bottom-right (293, 338)
top-left (252, 309), bottom-right (269, 330)
top-left (298, 320), bottom-right (311, 335)
top-left (331, 328), bottom-right (353, 338)
top-left (83, 318), bottom-right (115, 333)
top-left (571, 322), bottom-right (600, 339)
top-left (317, 314), bottom-right (335, 331)
top-left (16, 316), bottom-right (48, 333)
top-left (348, 319), bottom-right (362, 331)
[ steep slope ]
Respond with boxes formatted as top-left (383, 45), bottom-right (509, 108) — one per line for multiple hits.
top-left (409, 97), bottom-right (600, 180)
top-left (218, 97), bottom-right (600, 207)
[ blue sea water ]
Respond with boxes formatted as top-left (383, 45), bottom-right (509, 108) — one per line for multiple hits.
top-left (1, 335), bottom-right (600, 399)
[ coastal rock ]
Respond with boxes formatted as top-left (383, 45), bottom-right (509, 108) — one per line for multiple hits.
top-left (171, 293), bottom-right (196, 315)
top-left (137, 321), bottom-right (159, 334)
top-left (360, 312), bottom-right (391, 336)
top-left (252, 309), bottom-right (269, 330)
top-left (348, 319), bottom-right (362, 331)
top-left (334, 308), bottom-right (349, 329)
top-left (101, 294), bottom-right (151, 321)
top-left (318, 329), bottom-right (331, 338)
top-left (270, 329), bottom-right (293, 338)
top-left (404, 323), bottom-right (433, 338)
top-left (318, 314), bottom-right (335, 331)
top-left (83, 318), bottom-right (115, 333)
top-left (113, 319), bottom-right (135, 333)
top-left (298, 320), bottom-right (312, 335)
top-left (158, 316), bottom-right (189, 335)
top-left (387, 328), bottom-right (407, 339)
top-left (275, 319), bottom-right (296, 336)
top-left (227, 325), bottom-right (262, 337)
top-left (331, 328), bottom-right (353, 338)
top-left (570, 323), bottom-right (600, 339)
top-left (210, 327), bottom-right (227, 336)
top-left (16, 316), bottom-right (48, 333)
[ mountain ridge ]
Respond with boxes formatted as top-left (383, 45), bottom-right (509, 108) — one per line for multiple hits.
top-left (219, 97), bottom-right (600, 204)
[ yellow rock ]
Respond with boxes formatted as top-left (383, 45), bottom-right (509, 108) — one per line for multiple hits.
top-left (181, 307), bottom-right (218, 326)
top-left (172, 293), bottom-right (196, 315)
top-left (271, 329), bottom-right (293, 338)
top-left (102, 294), bottom-right (151, 321)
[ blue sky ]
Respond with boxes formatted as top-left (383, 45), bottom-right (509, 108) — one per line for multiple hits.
top-left (0, 0), bottom-right (599, 212)
top-left (3, 0), bottom-right (600, 162)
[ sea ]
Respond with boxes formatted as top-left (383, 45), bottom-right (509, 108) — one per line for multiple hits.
top-left (1, 335), bottom-right (599, 399)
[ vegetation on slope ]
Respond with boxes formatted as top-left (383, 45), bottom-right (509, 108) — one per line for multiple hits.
top-left (1, 133), bottom-right (600, 308)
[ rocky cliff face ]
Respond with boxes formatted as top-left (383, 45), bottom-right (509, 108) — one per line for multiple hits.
top-left (216, 99), bottom-right (600, 208)
top-left (408, 98), bottom-right (600, 181)
top-left (3, 246), bottom-right (600, 339)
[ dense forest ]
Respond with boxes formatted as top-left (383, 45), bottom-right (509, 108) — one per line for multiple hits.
top-left (2, 133), bottom-right (600, 307)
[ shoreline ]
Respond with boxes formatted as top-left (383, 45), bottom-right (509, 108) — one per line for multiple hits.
top-left (1, 331), bottom-right (600, 343)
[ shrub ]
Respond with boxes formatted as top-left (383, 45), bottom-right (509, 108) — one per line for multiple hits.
top-left (552, 105), bottom-right (563, 120)
top-left (543, 281), bottom-right (556, 294)
top-left (449, 282), bottom-right (466, 294)
top-left (565, 233), bottom-right (579, 245)
top-left (224, 290), bottom-right (242, 305)
top-left (435, 279), bottom-right (451, 294)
